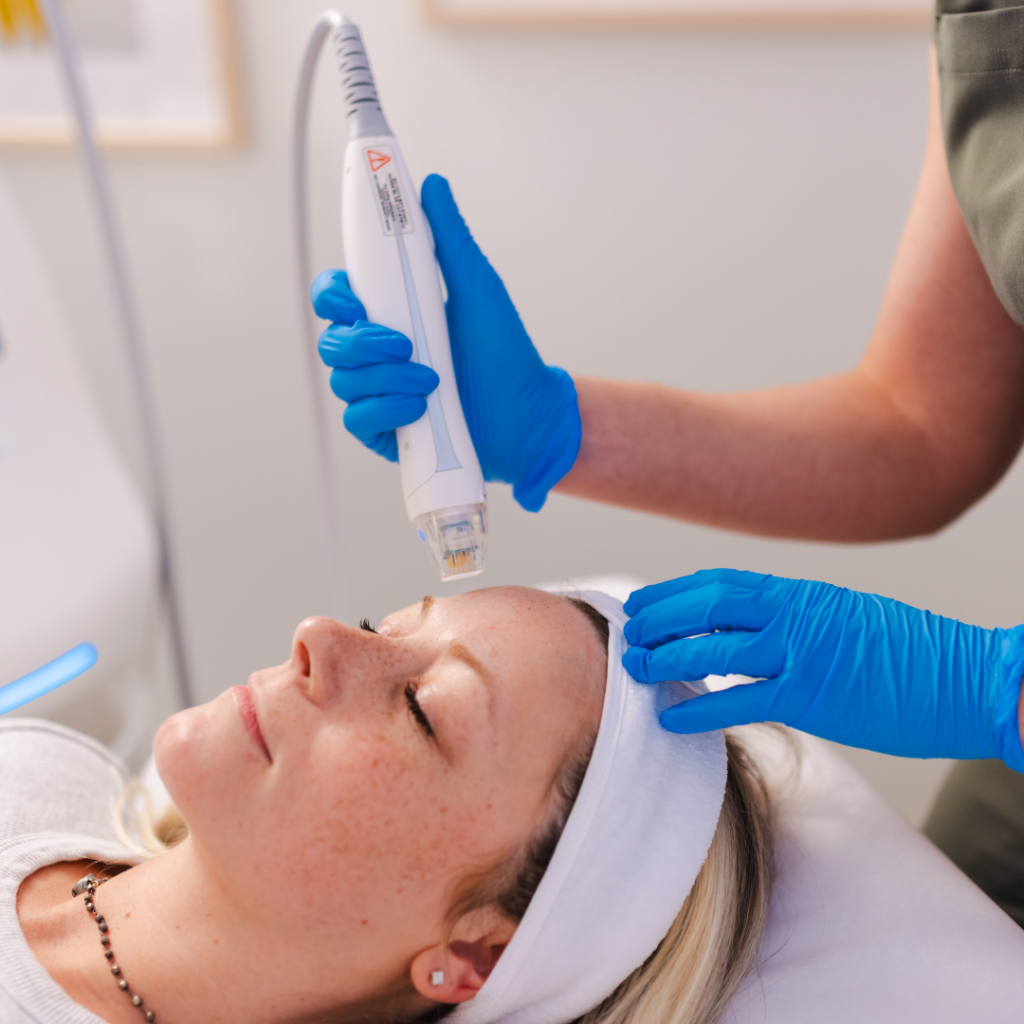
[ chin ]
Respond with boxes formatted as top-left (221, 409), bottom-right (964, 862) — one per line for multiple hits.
top-left (152, 698), bottom-right (226, 814)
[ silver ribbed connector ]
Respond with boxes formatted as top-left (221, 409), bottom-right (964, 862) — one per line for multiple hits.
top-left (332, 17), bottom-right (390, 140)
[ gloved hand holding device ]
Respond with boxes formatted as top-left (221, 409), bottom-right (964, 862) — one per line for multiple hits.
top-left (622, 568), bottom-right (1024, 773)
top-left (311, 173), bottom-right (581, 512)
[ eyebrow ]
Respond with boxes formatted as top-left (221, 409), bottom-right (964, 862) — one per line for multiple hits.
top-left (417, 595), bottom-right (495, 718)
top-left (419, 597), bottom-right (485, 678)
top-left (447, 639), bottom-right (490, 683)
top-left (447, 640), bottom-right (496, 731)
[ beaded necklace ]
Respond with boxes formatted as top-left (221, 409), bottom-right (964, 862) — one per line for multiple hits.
top-left (71, 873), bottom-right (156, 1022)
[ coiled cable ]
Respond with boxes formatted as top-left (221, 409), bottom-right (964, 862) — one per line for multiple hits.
top-left (292, 10), bottom-right (349, 622)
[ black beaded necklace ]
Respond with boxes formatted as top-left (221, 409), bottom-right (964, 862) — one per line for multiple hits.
top-left (71, 873), bottom-right (156, 1022)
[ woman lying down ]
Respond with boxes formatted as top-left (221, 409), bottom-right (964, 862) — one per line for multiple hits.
top-left (5, 587), bottom-right (774, 1024)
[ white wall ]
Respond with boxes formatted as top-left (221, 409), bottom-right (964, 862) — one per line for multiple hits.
top-left (5, 2), bottom-right (1011, 824)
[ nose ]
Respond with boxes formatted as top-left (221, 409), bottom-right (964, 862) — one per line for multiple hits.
top-left (290, 616), bottom-right (392, 708)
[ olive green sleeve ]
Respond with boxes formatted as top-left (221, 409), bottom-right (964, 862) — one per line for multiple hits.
top-left (937, 0), bottom-right (1024, 326)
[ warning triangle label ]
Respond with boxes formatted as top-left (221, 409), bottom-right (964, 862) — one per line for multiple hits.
top-left (367, 149), bottom-right (391, 172)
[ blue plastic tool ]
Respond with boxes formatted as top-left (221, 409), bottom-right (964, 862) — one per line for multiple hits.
top-left (0, 642), bottom-right (99, 715)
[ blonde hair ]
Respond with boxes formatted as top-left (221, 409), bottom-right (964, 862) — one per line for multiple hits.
top-left (438, 732), bottom-right (774, 1024)
top-left (113, 779), bottom-right (188, 856)
top-left (572, 733), bottom-right (775, 1024)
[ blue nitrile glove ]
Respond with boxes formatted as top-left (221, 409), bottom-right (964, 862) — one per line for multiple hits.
top-left (622, 568), bottom-right (1024, 772)
top-left (312, 270), bottom-right (438, 462)
top-left (311, 174), bottom-right (581, 512)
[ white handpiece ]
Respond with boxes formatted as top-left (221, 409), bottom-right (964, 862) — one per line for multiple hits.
top-left (335, 18), bottom-right (487, 580)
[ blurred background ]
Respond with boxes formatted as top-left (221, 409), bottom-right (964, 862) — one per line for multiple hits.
top-left (4, 0), bottom-right (1011, 825)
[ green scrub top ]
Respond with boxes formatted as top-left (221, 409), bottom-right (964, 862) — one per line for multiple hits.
top-left (937, 0), bottom-right (1024, 326)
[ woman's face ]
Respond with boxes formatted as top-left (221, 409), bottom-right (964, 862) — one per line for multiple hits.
top-left (154, 587), bottom-right (606, 1010)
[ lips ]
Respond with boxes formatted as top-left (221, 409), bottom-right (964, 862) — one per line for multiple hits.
top-left (231, 684), bottom-right (272, 763)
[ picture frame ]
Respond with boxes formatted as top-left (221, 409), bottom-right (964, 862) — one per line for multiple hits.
top-left (420, 0), bottom-right (930, 31)
top-left (0, 0), bottom-right (244, 149)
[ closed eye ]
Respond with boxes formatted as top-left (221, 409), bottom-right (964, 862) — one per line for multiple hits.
top-left (405, 682), bottom-right (434, 737)
top-left (361, 617), bottom-right (431, 737)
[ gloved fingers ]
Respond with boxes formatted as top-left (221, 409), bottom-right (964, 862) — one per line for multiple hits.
top-left (329, 363), bottom-right (440, 404)
top-left (421, 174), bottom-right (493, 293)
top-left (658, 681), bottom-right (781, 734)
top-left (623, 583), bottom-right (779, 649)
top-left (624, 569), bottom-right (780, 616)
top-left (421, 174), bottom-right (471, 257)
top-left (342, 394), bottom-right (428, 443)
top-left (311, 269), bottom-right (366, 325)
top-left (319, 322), bottom-right (414, 368)
top-left (622, 630), bottom-right (781, 684)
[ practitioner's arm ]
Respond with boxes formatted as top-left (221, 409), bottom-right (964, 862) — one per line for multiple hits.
top-left (558, 51), bottom-right (1024, 541)
top-left (314, 53), bottom-right (1024, 538)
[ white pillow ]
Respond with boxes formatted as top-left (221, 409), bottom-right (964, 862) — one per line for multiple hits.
top-left (728, 728), bottom-right (1024, 1023)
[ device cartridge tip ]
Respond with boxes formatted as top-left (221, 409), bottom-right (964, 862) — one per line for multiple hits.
top-left (415, 504), bottom-right (487, 581)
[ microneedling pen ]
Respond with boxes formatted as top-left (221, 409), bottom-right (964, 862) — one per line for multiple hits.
top-left (334, 17), bottom-right (488, 580)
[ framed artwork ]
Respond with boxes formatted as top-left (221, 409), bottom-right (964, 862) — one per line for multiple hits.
top-left (0, 0), bottom-right (244, 148)
top-left (421, 0), bottom-right (930, 29)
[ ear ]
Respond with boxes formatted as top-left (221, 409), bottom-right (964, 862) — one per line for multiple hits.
top-left (410, 912), bottom-right (517, 1005)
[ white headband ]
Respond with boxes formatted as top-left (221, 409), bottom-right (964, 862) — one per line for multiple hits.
top-left (450, 591), bottom-right (728, 1024)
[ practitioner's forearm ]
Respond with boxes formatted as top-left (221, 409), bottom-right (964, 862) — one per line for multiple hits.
top-left (558, 374), bottom-right (961, 541)
top-left (558, 50), bottom-right (1024, 542)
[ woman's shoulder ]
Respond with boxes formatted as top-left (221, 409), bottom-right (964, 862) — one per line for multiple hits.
top-left (0, 719), bottom-right (129, 849)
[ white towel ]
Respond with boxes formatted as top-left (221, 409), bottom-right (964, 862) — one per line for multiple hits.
top-left (451, 591), bottom-right (728, 1024)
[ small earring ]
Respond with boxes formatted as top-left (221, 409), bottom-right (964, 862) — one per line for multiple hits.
top-left (430, 970), bottom-right (445, 986)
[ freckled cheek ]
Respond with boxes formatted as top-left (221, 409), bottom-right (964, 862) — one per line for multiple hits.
top-left (250, 747), bottom-right (475, 927)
